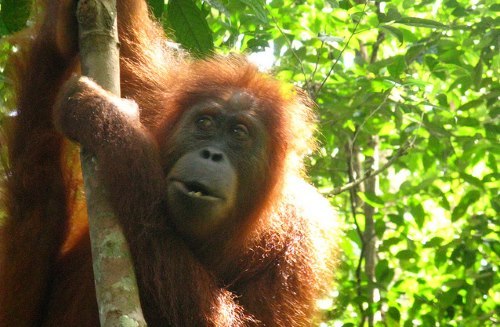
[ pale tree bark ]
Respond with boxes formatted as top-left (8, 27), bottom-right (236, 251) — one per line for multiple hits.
top-left (76, 0), bottom-right (146, 325)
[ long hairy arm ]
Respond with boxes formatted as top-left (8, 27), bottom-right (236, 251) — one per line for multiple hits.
top-left (0, 0), bottom-right (79, 324)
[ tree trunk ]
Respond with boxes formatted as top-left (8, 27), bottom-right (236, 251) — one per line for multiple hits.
top-left (77, 0), bottom-right (146, 325)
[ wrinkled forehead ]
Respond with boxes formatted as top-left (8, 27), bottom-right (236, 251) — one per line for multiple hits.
top-left (177, 88), bottom-right (281, 130)
top-left (190, 89), bottom-right (259, 114)
top-left (225, 91), bottom-right (256, 112)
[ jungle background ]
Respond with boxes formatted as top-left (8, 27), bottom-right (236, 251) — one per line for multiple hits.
top-left (0, 0), bottom-right (498, 326)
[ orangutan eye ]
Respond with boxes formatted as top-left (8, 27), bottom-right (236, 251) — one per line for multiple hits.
top-left (196, 116), bottom-right (215, 131)
top-left (232, 124), bottom-right (249, 140)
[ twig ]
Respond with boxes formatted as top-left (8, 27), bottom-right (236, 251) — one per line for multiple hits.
top-left (268, 11), bottom-right (311, 92)
top-left (313, 0), bottom-right (369, 99)
top-left (331, 137), bottom-right (416, 196)
top-left (370, 0), bottom-right (385, 64)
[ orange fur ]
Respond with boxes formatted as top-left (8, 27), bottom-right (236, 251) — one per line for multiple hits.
top-left (0, 0), bottom-right (338, 326)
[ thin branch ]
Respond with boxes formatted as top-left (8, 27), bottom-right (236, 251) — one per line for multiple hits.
top-left (313, 0), bottom-right (369, 99)
top-left (351, 91), bottom-right (390, 147)
top-left (267, 11), bottom-right (311, 92)
top-left (346, 151), bottom-right (364, 242)
top-left (310, 40), bottom-right (325, 87)
top-left (369, 0), bottom-right (385, 64)
top-left (347, 150), bottom-right (365, 327)
top-left (331, 136), bottom-right (416, 196)
top-left (355, 241), bottom-right (366, 327)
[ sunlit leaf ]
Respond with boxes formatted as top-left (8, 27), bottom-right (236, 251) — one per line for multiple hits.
top-left (451, 190), bottom-right (481, 221)
top-left (381, 25), bottom-right (404, 44)
top-left (424, 237), bottom-right (444, 248)
top-left (237, 0), bottom-right (268, 23)
top-left (459, 173), bottom-right (484, 189)
top-left (438, 288), bottom-right (459, 307)
top-left (396, 249), bottom-right (419, 261)
top-left (204, 0), bottom-right (231, 18)
top-left (375, 259), bottom-right (395, 285)
top-left (410, 203), bottom-right (425, 228)
top-left (457, 98), bottom-right (484, 111)
top-left (396, 17), bottom-right (447, 29)
top-left (358, 192), bottom-right (385, 208)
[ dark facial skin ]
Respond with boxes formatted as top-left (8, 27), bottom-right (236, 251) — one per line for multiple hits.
top-left (162, 91), bottom-right (269, 240)
top-left (53, 76), bottom-right (270, 243)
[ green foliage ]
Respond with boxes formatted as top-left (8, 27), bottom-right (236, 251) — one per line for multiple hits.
top-left (165, 0), bottom-right (214, 56)
top-left (1, 0), bottom-right (33, 34)
top-left (147, 0), bottom-right (215, 55)
top-left (0, 0), bottom-right (498, 325)
top-left (147, 0), bottom-right (165, 19)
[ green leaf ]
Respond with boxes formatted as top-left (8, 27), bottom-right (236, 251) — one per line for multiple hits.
top-left (1, 0), bottom-right (33, 33)
top-left (387, 55), bottom-right (407, 78)
top-left (451, 6), bottom-right (468, 17)
top-left (396, 249), bottom-right (418, 261)
top-left (380, 25), bottom-right (404, 44)
top-left (246, 38), bottom-right (269, 51)
top-left (204, 0), bottom-right (231, 18)
top-left (459, 173), bottom-right (484, 189)
top-left (0, 17), bottom-right (9, 36)
top-left (388, 214), bottom-right (404, 226)
top-left (387, 307), bottom-right (401, 322)
top-left (375, 259), bottom-right (395, 285)
top-left (375, 219), bottom-right (386, 238)
top-left (435, 246), bottom-right (448, 267)
top-left (424, 237), bottom-right (444, 248)
top-left (396, 17), bottom-right (447, 29)
top-left (148, 0), bottom-right (164, 19)
top-left (463, 249), bottom-right (476, 268)
top-left (421, 314), bottom-right (436, 326)
top-left (237, 0), bottom-right (268, 24)
top-left (358, 192), bottom-right (385, 208)
top-left (386, 7), bottom-right (402, 21)
top-left (381, 237), bottom-right (402, 251)
top-left (457, 98), bottom-right (484, 111)
top-left (405, 44), bottom-right (425, 63)
top-left (402, 0), bottom-right (414, 9)
top-left (472, 59), bottom-right (483, 89)
top-left (444, 0), bottom-right (460, 8)
top-left (475, 267), bottom-right (494, 293)
top-left (410, 203), bottom-right (425, 228)
top-left (167, 0), bottom-right (214, 56)
top-left (346, 229), bottom-right (362, 246)
top-left (451, 190), bottom-right (481, 221)
top-left (438, 288), bottom-right (459, 307)
top-left (445, 279), bottom-right (465, 288)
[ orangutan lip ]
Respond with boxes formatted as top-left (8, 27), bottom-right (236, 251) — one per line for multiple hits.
top-left (170, 179), bottom-right (221, 201)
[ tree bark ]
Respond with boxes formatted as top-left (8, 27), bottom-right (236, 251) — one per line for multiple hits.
top-left (76, 0), bottom-right (146, 325)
